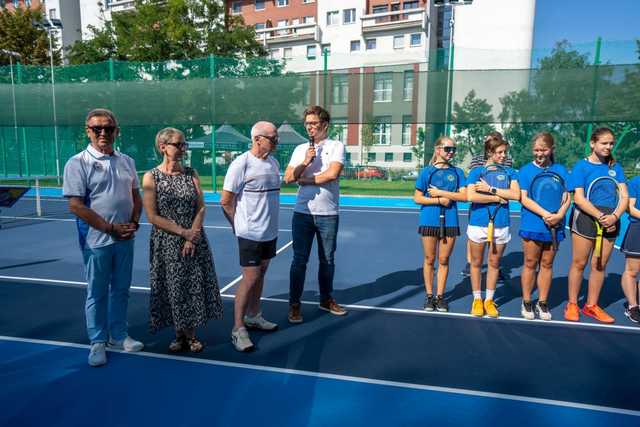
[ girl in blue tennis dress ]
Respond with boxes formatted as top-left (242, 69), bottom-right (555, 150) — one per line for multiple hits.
top-left (566, 127), bottom-right (628, 323)
top-left (621, 175), bottom-right (640, 323)
top-left (414, 136), bottom-right (466, 312)
top-left (517, 132), bottom-right (570, 321)
top-left (466, 135), bottom-right (520, 318)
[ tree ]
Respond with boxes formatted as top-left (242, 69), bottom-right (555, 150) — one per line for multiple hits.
top-left (360, 119), bottom-right (375, 166)
top-left (0, 7), bottom-right (61, 66)
top-left (411, 127), bottom-right (426, 168)
top-left (451, 90), bottom-right (496, 158)
top-left (67, 0), bottom-right (266, 64)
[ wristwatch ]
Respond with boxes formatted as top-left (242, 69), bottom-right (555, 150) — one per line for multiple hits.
top-left (490, 187), bottom-right (497, 195)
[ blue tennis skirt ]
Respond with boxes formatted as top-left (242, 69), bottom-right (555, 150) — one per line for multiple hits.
top-left (622, 221), bottom-right (640, 256)
top-left (519, 229), bottom-right (566, 243)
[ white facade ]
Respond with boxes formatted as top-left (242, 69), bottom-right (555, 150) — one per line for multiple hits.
top-left (41, 0), bottom-right (82, 62)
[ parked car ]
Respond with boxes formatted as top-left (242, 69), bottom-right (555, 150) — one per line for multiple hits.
top-left (355, 166), bottom-right (386, 179)
top-left (401, 170), bottom-right (419, 181)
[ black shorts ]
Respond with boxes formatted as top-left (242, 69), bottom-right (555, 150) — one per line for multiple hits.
top-left (238, 237), bottom-right (277, 267)
top-left (569, 207), bottom-right (620, 240)
top-left (622, 222), bottom-right (640, 256)
top-left (418, 226), bottom-right (460, 237)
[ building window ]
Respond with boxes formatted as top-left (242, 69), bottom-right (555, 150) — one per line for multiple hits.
top-left (385, 153), bottom-right (394, 162)
top-left (321, 43), bottom-right (331, 55)
top-left (373, 117), bottom-right (392, 145)
top-left (332, 75), bottom-right (348, 105)
top-left (402, 116), bottom-right (413, 145)
top-left (350, 40), bottom-right (361, 52)
top-left (255, 0), bottom-right (265, 11)
top-left (277, 0), bottom-right (289, 6)
top-left (403, 71), bottom-right (414, 100)
top-left (403, 1), bottom-right (419, 10)
top-left (372, 5), bottom-right (388, 23)
top-left (343, 8), bottom-right (356, 24)
top-left (303, 0), bottom-right (315, 3)
top-left (332, 118), bottom-right (348, 142)
top-left (255, 22), bottom-right (265, 30)
top-left (345, 152), bottom-right (351, 164)
top-left (368, 152), bottom-right (377, 163)
top-left (326, 11), bottom-right (339, 26)
top-left (303, 16), bottom-right (315, 24)
top-left (307, 45), bottom-right (317, 59)
top-left (270, 49), bottom-right (280, 59)
top-left (283, 47), bottom-right (293, 59)
top-left (403, 152), bottom-right (413, 162)
top-left (393, 35), bottom-right (404, 49)
top-left (49, 8), bottom-right (57, 19)
top-left (366, 39), bottom-right (376, 50)
top-left (374, 73), bottom-right (393, 102)
top-left (410, 33), bottom-right (422, 46)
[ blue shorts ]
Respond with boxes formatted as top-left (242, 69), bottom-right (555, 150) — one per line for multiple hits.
top-left (519, 229), bottom-right (565, 243)
top-left (622, 222), bottom-right (640, 256)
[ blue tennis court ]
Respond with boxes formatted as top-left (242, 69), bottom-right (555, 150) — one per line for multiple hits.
top-left (1, 193), bottom-right (639, 426)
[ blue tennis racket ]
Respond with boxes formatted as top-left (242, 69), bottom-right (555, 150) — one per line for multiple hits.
top-left (529, 171), bottom-right (567, 250)
top-left (427, 164), bottom-right (459, 239)
top-left (480, 164), bottom-right (511, 244)
top-left (586, 175), bottom-right (620, 259)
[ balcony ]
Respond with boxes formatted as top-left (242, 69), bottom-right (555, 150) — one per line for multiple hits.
top-left (255, 22), bottom-right (320, 46)
top-left (361, 8), bottom-right (427, 33)
top-left (105, 0), bottom-right (135, 12)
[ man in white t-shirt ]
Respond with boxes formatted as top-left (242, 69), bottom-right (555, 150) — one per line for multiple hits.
top-left (284, 105), bottom-right (347, 324)
top-left (221, 121), bottom-right (281, 352)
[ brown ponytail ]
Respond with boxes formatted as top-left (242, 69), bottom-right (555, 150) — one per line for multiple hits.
top-left (590, 127), bottom-right (616, 167)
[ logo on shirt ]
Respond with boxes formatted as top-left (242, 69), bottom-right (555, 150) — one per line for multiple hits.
top-left (93, 162), bottom-right (104, 171)
top-left (447, 175), bottom-right (455, 182)
top-left (608, 169), bottom-right (616, 177)
top-left (497, 174), bottom-right (506, 181)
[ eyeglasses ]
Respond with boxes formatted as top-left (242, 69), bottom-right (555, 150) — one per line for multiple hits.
top-left (88, 126), bottom-right (116, 136)
top-left (259, 134), bottom-right (279, 145)
top-left (304, 121), bottom-right (323, 127)
top-left (441, 146), bottom-right (457, 153)
top-left (165, 142), bottom-right (189, 150)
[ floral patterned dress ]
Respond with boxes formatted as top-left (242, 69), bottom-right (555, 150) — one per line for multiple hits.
top-left (149, 167), bottom-right (223, 333)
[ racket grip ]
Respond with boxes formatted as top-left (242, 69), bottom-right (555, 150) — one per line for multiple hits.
top-left (439, 213), bottom-right (445, 239)
top-left (594, 235), bottom-right (602, 258)
top-left (487, 222), bottom-right (494, 243)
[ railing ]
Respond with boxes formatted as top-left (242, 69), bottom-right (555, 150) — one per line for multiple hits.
top-left (255, 22), bottom-right (319, 45)
top-left (105, 0), bottom-right (135, 12)
top-left (361, 8), bottom-right (427, 32)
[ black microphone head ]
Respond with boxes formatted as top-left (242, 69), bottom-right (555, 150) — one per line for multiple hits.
top-left (309, 135), bottom-right (314, 147)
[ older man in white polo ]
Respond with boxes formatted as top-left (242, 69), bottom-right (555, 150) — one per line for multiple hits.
top-left (63, 108), bottom-right (143, 367)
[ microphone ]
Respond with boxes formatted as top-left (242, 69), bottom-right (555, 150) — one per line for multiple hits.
top-left (309, 135), bottom-right (315, 162)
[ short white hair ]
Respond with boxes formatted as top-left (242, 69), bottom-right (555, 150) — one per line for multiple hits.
top-left (251, 121), bottom-right (276, 140)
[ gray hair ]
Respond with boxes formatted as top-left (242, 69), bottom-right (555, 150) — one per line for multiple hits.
top-left (85, 108), bottom-right (118, 127)
top-left (251, 121), bottom-right (277, 140)
top-left (155, 127), bottom-right (185, 152)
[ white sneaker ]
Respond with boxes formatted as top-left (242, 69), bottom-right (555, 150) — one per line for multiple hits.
top-left (535, 301), bottom-right (552, 321)
top-left (244, 312), bottom-right (278, 331)
top-left (88, 343), bottom-right (107, 367)
top-left (231, 327), bottom-right (254, 352)
top-left (108, 336), bottom-right (144, 352)
top-left (521, 301), bottom-right (535, 320)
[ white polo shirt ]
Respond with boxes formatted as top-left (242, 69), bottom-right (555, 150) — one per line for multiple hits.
top-left (288, 138), bottom-right (344, 216)
top-left (63, 144), bottom-right (139, 249)
top-left (223, 151), bottom-right (280, 242)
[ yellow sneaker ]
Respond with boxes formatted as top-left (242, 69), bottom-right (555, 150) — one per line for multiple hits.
top-left (471, 299), bottom-right (484, 317)
top-left (484, 299), bottom-right (499, 318)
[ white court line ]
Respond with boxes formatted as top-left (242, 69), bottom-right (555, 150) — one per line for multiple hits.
top-left (1, 273), bottom-right (638, 334)
top-left (1, 335), bottom-right (638, 418)
top-left (218, 240), bottom-right (294, 294)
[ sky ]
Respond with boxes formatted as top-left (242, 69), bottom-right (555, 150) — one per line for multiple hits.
top-left (532, 0), bottom-right (640, 64)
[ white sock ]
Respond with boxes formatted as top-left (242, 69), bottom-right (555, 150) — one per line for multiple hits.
top-left (473, 291), bottom-right (482, 300)
top-left (486, 289), bottom-right (495, 301)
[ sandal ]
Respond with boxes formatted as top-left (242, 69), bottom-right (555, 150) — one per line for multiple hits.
top-left (168, 336), bottom-right (188, 353)
top-left (187, 337), bottom-right (204, 353)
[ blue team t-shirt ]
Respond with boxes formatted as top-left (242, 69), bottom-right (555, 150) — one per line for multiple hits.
top-left (568, 159), bottom-right (626, 193)
top-left (467, 165), bottom-right (518, 228)
top-left (415, 165), bottom-right (466, 227)
top-left (518, 162), bottom-right (569, 234)
top-left (628, 176), bottom-right (640, 223)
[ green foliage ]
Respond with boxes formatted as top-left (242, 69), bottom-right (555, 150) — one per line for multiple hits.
top-left (0, 8), bottom-right (61, 66)
top-left (411, 127), bottom-right (425, 168)
top-left (451, 90), bottom-right (496, 157)
top-left (68, 0), bottom-right (266, 65)
top-left (360, 117), bottom-right (375, 165)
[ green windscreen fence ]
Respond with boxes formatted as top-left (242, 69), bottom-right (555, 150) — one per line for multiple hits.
top-left (1, 55), bottom-right (639, 186)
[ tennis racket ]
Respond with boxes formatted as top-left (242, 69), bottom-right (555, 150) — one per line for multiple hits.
top-left (427, 163), bottom-right (459, 239)
top-left (480, 164), bottom-right (511, 244)
top-left (586, 175), bottom-right (621, 259)
top-left (529, 171), bottom-right (568, 250)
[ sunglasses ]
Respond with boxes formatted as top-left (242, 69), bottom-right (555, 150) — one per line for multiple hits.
top-left (259, 134), bottom-right (279, 145)
top-left (88, 126), bottom-right (116, 135)
top-left (165, 142), bottom-right (189, 150)
top-left (441, 146), bottom-right (457, 153)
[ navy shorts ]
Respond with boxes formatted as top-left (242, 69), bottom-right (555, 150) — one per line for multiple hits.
top-left (238, 237), bottom-right (277, 267)
top-left (569, 208), bottom-right (619, 241)
top-left (622, 222), bottom-right (640, 257)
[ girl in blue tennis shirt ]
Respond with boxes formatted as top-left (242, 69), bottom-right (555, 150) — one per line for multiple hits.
top-left (621, 175), bottom-right (640, 323)
top-left (414, 136), bottom-right (467, 312)
top-left (466, 136), bottom-right (520, 318)
top-left (566, 127), bottom-right (629, 323)
top-left (518, 132), bottom-right (571, 321)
